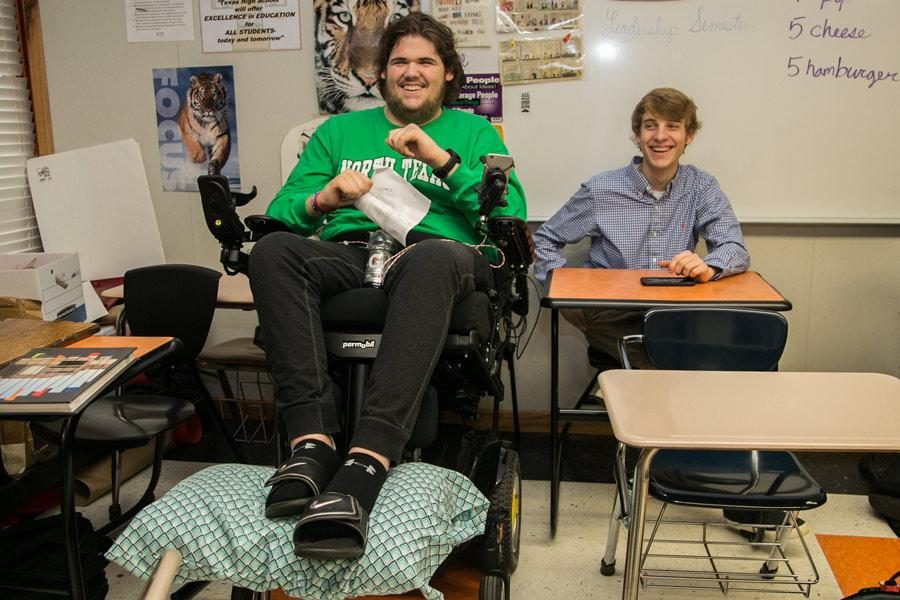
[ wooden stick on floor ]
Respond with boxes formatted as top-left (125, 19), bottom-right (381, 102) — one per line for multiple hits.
top-left (141, 549), bottom-right (182, 600)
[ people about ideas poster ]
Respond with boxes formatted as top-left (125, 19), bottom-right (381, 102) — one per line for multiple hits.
top-left (446, 73), bottom-right (503, 122)
top-left (153, 66), bottom-right (241, 192)
top-left (313, 0), bottom-right (422, 114)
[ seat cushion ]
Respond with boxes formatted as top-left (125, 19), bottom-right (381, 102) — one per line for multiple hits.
top-left (106, 462), bottom-right (488, 600)
top-left (198, 337), bottom-right (268, 368)
top-left (322, 288), bottom-right (492, 339)
top-left (322, 288), bottom-right (389, 332)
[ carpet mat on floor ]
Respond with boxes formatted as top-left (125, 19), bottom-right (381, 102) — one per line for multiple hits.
top-left (816, 534), bottom-right (900, 597)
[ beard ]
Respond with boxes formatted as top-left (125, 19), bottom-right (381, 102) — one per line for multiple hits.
top-left (383, 81), bottom-right (446, 125)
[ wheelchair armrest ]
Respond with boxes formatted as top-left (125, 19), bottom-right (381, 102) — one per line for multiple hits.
top-left (245, 215), bottom-right (289, 241)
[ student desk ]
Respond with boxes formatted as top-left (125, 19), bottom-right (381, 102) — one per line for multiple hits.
top-left (597, 369), bottom-right (900, 600)
top-left (0, 318), bottom-right (100, 486)
top-left (540, 269), bottom-right (791, 536)
top-left (0, 335), bottom-right (178, 600)
top-left (101, 272), bottom-right (254, 310)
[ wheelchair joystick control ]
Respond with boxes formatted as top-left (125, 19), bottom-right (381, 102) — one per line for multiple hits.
top-left (364, 229), bottom-right (397, 288)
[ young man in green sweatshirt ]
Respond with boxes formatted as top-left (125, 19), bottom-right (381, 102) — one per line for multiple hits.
top-left (250, 12), bottom-right (525, 560)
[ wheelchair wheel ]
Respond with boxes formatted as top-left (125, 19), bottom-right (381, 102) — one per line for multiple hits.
top-left (479, 574), bottom-right (505, 600)
top-left (486, 447), bottom-right (522, 576)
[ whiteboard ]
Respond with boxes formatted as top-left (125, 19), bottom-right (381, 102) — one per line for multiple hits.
top-left (497, 0), bottom-right (900, 223)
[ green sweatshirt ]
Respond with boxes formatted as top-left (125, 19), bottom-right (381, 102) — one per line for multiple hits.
top-left (267, 107), bottom-right (527, 245)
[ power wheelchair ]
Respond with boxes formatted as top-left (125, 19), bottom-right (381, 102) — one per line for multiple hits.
top-left (197, 158), bottom-right (535, 600)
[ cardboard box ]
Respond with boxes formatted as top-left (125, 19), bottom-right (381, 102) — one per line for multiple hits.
top-left (0, 253), bottom-right (85, 321)
top-left (0, 421), bottom-right (50, 477)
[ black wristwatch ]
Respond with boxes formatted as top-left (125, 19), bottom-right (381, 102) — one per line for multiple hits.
top-left (433, 148), bottom-right (460, 179)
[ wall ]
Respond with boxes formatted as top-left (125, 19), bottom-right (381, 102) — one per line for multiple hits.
top-left (499, 0), bottom-right (900, 223)
top-left (37, 2), bottom-right (899, 413)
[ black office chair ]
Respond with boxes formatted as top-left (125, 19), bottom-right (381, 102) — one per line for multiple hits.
top-left (31, 264), bottom-right (241, 533)
top-left (198, 170), bottom-right (532, 600)
top-left (600, 307), bottom-right (827, 595)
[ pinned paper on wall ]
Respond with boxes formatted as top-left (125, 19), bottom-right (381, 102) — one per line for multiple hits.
top-left (198, 0), bottom-right (300, 53)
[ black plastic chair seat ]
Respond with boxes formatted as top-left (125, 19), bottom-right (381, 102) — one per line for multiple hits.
top-left (322, 288), bottom-right (491, 340)
top-left (31, 395), bottom-right (195, 449)
top-left (648, 449), bottom-right (827, 510)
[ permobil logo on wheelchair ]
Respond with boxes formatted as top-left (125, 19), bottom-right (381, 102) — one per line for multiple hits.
top-left (341, 339), bottom-right (376, 350)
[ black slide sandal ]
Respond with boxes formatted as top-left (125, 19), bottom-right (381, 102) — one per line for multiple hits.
top-left (292, 492), bottom-right (369, 560)
top-left (264, 455), bottom-right (336, 518)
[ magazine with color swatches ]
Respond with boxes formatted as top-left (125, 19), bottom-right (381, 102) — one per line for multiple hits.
top-left (0, 347), bottom-right (136, 414)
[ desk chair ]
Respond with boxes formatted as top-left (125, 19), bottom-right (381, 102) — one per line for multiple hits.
top-left (32, 264), bottom-right (241, 532)
top-left (600, 307), bottom-right (826, 595)
top-left (198, 336), bottom-right (274, 445)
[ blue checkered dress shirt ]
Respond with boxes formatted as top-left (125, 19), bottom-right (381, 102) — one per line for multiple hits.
top-left (533, 158), bottom-right (750, 283)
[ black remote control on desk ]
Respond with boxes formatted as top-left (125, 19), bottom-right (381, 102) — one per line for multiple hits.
top-left (639, 276), bottom-right (696, 286)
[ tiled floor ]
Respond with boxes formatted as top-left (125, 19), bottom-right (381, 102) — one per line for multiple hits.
top-left (75, 460), bottom-right (895, 599)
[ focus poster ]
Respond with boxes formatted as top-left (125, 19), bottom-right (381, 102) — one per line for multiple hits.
top-left (153, 66), bottom-right (241, 192)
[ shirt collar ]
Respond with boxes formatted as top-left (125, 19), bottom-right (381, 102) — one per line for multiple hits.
top-left (628, 156), bottom-right (684, 198)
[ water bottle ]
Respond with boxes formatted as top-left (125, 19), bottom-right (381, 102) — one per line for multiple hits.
top-left (364, 230), bottom-right (397, 288)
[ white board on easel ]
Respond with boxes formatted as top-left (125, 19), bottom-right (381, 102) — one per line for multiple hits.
top-left (26, 139), bottom-right (165, 280)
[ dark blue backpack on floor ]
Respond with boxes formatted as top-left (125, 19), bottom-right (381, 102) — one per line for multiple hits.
top-left (859, 453), bottom-right (900, 536)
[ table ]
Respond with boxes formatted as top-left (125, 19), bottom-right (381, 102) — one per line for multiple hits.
top-left (540, 269), bottom-right (791, 536)
top-left (0, 318), bottom-right (99, 367)
top-left (0, 335), bottom-right (178, 600)
top-left (597, 369), bottom-right (900, 600)
top-left (0, 319), bottom-right (101, 484)
top-left (101, 272), bottom-right (254, 309)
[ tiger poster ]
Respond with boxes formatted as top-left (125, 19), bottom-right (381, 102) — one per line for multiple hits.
top-left (313, 0), bottom-right (423, 114)
top-left (152, 65), bottom-right (241, 192)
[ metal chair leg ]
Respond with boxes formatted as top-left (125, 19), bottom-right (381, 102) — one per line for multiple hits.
top-left (192, 367), bottom-right (246, 463)
top-left (601, 486), bottom-right (621, 575)
top-left (108, 450), bottom-right (123, 523)
top-left (99, 435), bottom-right (166, 536)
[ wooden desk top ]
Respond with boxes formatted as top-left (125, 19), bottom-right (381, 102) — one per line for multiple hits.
top-left (101, 273), bottom-right (253, 309)
top-left (598, 370), bottom-right (900, 452)
top-left (0, 319), bottom-right (100, 368)
top-left (68, 336), bottom-right (174, 359)
top-left (541, 269), bottom-right (790, 311)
